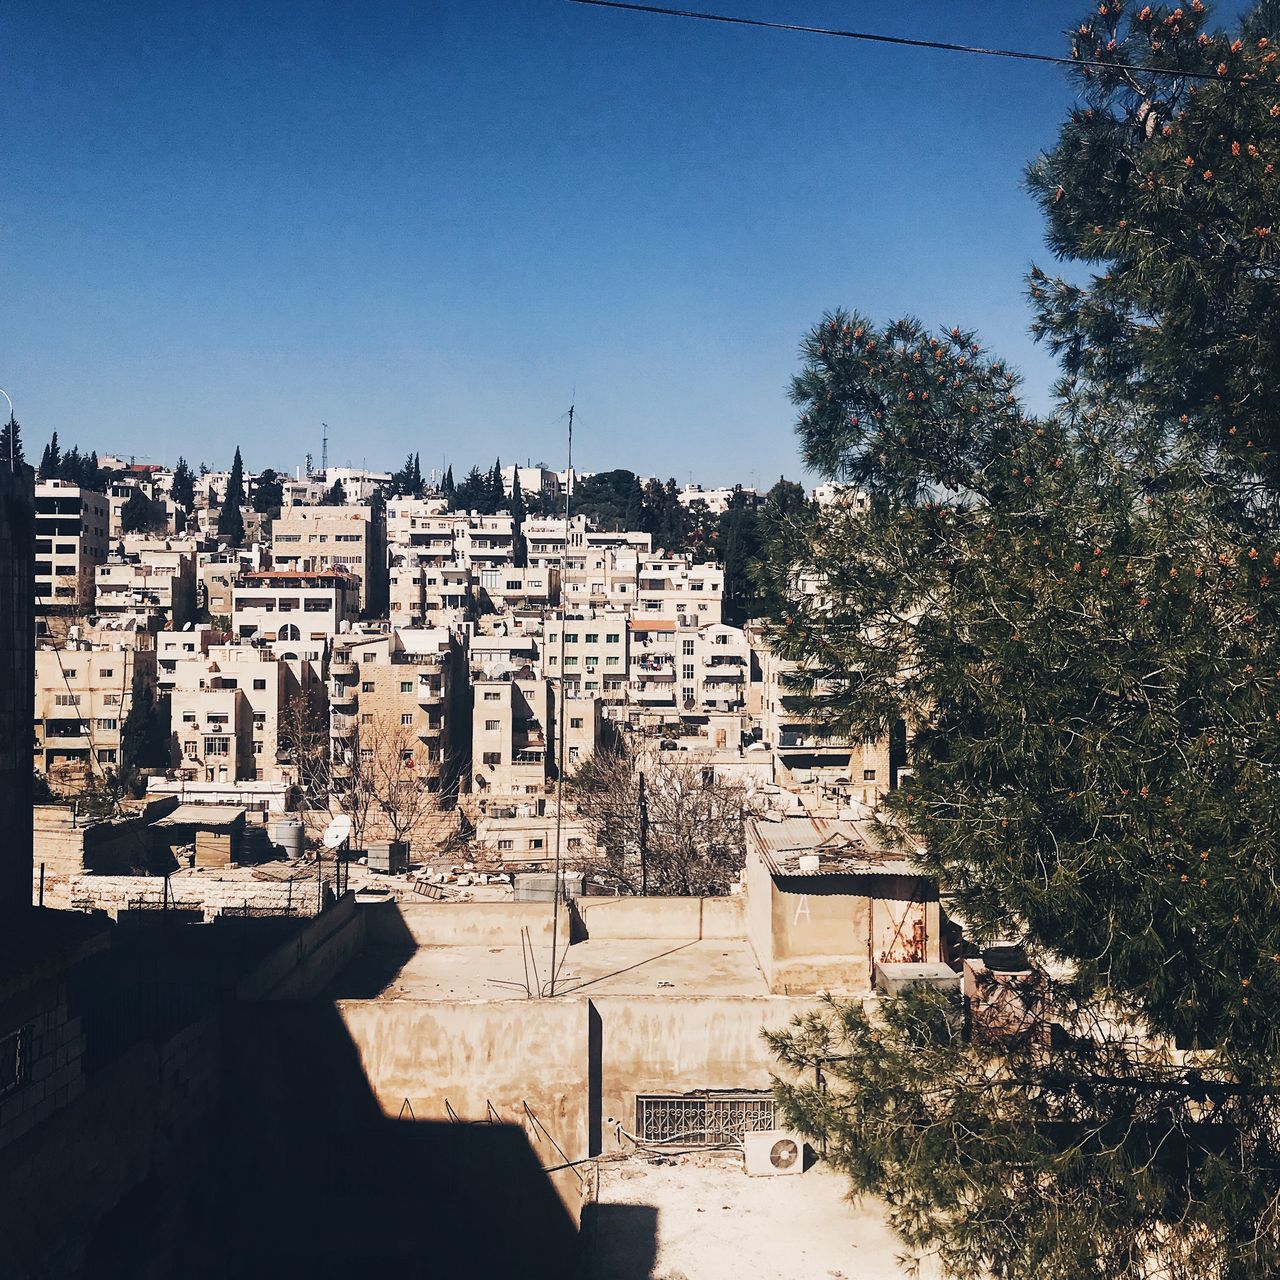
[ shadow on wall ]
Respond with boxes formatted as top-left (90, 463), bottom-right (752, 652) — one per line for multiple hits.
top-left (0, 901), bottom-right (639, 1280)
top-left (575, 1203), bottom-right (660, 1280)
top-left (84, 982), bottom-right (584, 1280)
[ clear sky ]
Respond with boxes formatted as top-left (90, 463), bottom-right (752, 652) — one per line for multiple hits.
top-left (1, 1), bottom-right (1254, 486)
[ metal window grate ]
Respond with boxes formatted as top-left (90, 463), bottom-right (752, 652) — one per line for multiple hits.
top-left (636, 1091), bottom-right (776, 1147)
top-left (0, 1026), bottom-right (30, 1099)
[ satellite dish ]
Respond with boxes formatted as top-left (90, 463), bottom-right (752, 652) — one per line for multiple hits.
top-left (184, 621), bottom-right (194, 631)
top-left (322, 814), bottom-right (352, 849)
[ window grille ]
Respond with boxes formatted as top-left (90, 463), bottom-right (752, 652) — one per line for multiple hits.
top-left (635, 1091), bottom-right (775, 1146)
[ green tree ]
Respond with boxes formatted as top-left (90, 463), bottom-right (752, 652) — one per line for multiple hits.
top-left (453, 466), bottom-right (488, 513)
top-left (253, 467), bottom-right (283, 514)
top-left (119, 486), bottom-right (162, 534)
top-left (39, 432), bottom-right (60, 480)
top-left (171, 457), bottom-right (196, 509)
top-left (119, 668), bottom-right (170, 782)
top-left (511, 469), bottom-right (527, 567)
top-left (218, 447), bottom-right (246, 546)
top-left (0, 415), bottom-right (23, 467)
top-left (764, 5), bottom-right (1280, 1277)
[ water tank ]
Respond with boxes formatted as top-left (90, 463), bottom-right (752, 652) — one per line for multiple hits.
top-left (268, 819), bottom-right (305, 859)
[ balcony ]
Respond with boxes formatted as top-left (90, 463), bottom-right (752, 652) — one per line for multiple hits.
top-left (331, 659), bottom-right (357, 679)
top-left (332, 717), bottom-right (356, 739)
top-left (331, 688), bottom-right (357, 710)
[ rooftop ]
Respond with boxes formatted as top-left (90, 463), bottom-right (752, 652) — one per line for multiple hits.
top-left (747, 815), bottom-right (917, 877)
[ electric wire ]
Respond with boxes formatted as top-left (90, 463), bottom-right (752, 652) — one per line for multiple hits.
top-left (566, 0), bottom-right (1257, 86)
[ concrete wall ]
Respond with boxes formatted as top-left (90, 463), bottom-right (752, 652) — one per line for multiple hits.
top-left (377, 900), bottom-right (570, 949)
top-left (238, 892), bottom-right (366, 1000)
top-left (575, 894), bottom-right (744, 941)
top-left (335, 997), bottom-right (591, 1208)
top-left (591, 995), bottom-right (813, 1156)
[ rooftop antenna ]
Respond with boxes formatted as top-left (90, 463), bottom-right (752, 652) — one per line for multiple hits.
top-left (321, 423), bottom-right (329, 474)
top-left (549, 400), bottom-right (574, 997)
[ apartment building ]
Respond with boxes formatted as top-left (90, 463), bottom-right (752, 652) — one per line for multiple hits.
top-left (270, 505), bottom-right (387, 614)
top-left (231, 567), bottom-right (359, 664)
top-left (636, 554), bottom-right (724, 626)
top-left (676, 484), bottom-right (759, 515)
top-left (34, 480), bottom-right (109, 614)
top-left (475, 563), bottom-right (559, 613)
top-left (523, 516), bottom-right (650, 569)
top-left (197, 545), bottom-right (266, 620)
top-left (471, 674), bottom-right (554, 798)
top-left (330, 628), bottom-right (458, 796)
top-left (560, 546), bottom-right (640, 612)
top-left (170, 644), bottom-right (325, 784)
top-left (627, 618), bottom-right (678, 714)
top-left (95, 546), bottom-right (196, 631)
top-left (33, 644), bottom-right (156, 781)
top-left (455, 513), bottom-right (515, 573)
top-left (384, 497), bottom-right (453, 545)
top-left (544, 610), bottom-right (629, 706)
top-left (500, 464), bottom-right (560, 508)
top-left (389, 552), bottom-right (471, 626)
top-left (155, 626), bottom-right (222, 694)
top-left (753, 629), bottom-right (891, 805)
top-left (106, 473), bottom-right (179, 539)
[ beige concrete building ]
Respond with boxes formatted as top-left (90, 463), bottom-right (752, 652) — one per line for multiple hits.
top-left (544, 609), bottom-right (629, 707)
top-left (389, 552), bottom-right (471, 626)
top-left (753, 629), bottom-right (891, 805)
top-left (637, 554), bottom-right (723, 626)
top-left (270, 505), bottom-right (387, 614)
top-left (33, 643), bottom-right (156, 782)
top-left (170, 644), bottom-right (326, 784)
top-left (474, 563), bottom-right (559, 613)
top-left (34, 481), bottom-right (109, 615)
top-left (744, 814), bottom-right (940, 993)
top-left (231, 567), bottom-right (359, 664)
top-left (94, 545), bottom-right (196, 632)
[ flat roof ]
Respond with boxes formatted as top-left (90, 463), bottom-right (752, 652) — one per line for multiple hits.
top-left (628, 619), bottom-right (676, 631)
top-left (329, 937), bottom-right (770, 1001)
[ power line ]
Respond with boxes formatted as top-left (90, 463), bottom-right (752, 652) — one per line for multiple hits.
top-left (566, 0), bottom-right (1249, 85)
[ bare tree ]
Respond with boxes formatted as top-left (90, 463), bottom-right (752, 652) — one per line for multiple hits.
top-left (567, 744), bottom-right (760, 895)
top-left (335, 712), bottom-right (459, 853)
top-left (277, 686), bottom-right (333, 843)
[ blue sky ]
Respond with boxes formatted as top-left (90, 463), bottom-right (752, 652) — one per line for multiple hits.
top-left (1, 1), bottom-right (1254, 485)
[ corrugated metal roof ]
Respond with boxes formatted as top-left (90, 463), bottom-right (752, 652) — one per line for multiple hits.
top-left (747, 814), bottom-right (918, 876)
top-left (155, 804), bottom-right (247, 826)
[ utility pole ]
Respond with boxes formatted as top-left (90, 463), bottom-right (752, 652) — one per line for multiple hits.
top-left (321, 423), bottom-right (329, 475)
top-left (549, 402), bottom-right (575, 996)
top-left (638, 770), bottom-right (649, 895)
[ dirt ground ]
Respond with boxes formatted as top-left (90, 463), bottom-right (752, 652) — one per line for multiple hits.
top-left (578, 1151), bottom-right (942, 1280)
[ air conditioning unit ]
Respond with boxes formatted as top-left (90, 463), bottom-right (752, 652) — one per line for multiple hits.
top-left (743, 1130), bottom-right (806, 1177)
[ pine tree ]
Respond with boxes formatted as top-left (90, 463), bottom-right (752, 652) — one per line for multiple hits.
top-left (623, 476), bottom-right (645, 532)
top-left (253, 467), bottom-right (283, 515)
top-left (171, 457), bottom-right (196, 509)
top-left (0, 415), bottom-right (23, 467)
top-left (764, 5), bottom-right (1280, 1276)
top-left (119, 668), bottom-right (169, 781)
top-left (218, 447), bottom-right (246, 546)
top-left (119, 487), bottom-right (159, 534)
top-left (40, 432), bottom-right (59, 480)
top-left (511, 469), bottom-right (527, 568)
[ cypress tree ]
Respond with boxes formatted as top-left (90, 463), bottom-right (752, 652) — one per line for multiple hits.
top-left (0, 415), bottom-right (23, 467)
top-left (217, 447), bottom-right (246, 546)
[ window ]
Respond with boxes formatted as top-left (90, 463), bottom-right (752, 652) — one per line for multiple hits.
top-left (570, 717), bottom-right (583, 729)
top-left (103, 693), bottom-right (120, 705)
top-left (529, 838), bottom-right (544, 850)
top-left (253, 743), bottom-right (263, 755)
top-left (485, 719), bottom-right (500, 731)
top-left (569, 746), bottom-right (580, 762)
top-left (482, 751), bottom-right (501, 766)
top-left (606, 633), bottom-right (620, 644)
top-left (400, 681), bottom-right (413, 693)
top-left (360, 748), bottom-right (374, 760)
top-left (567, 837), bottom-right (582, 850)
top-left (606, 656), bottom-right (619, 667)
top-left (253, 713), bottom-right (266, 726)
top-left (99, 668), bottom-right (114, 679)
top-left (95, 718), bottom-right (118, 731)
top-left (203, 735), bottom-right (231, 756)
top-left (362, 682), bottom-right (375, 693)
top-left (98, 748), bottom-right (118, 764)
top-left (483, 691), bottom-right (500, 702)
top-left (682, 664), bottom-right (694, 680)
top-left (182, 712), bottom-right (196, 724)
top-left (361, 713), bottom-right (373, 724)
top-left (0, 1025), bottom-right (30, 1099)
top-left (304, 599), bottom-right (328, 612)
top-left (564, 656), bottom-right (578, 666)
top-left (863, 768), bottom-right (877, 782)
top-left (683, 639), bottom-right (695, 656)
top-left (54, 693), bottom-right (80, 707)
top-left (401, 713), bottom-right (414, 725)
top-left (585, 633), bottom-right (599, 643)
top-left (497, 839), bottom-right (514, 851)
top-left (564, 633), bottom-right (578, 643)
top-left (253, 679), bottom-right (267, 690)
